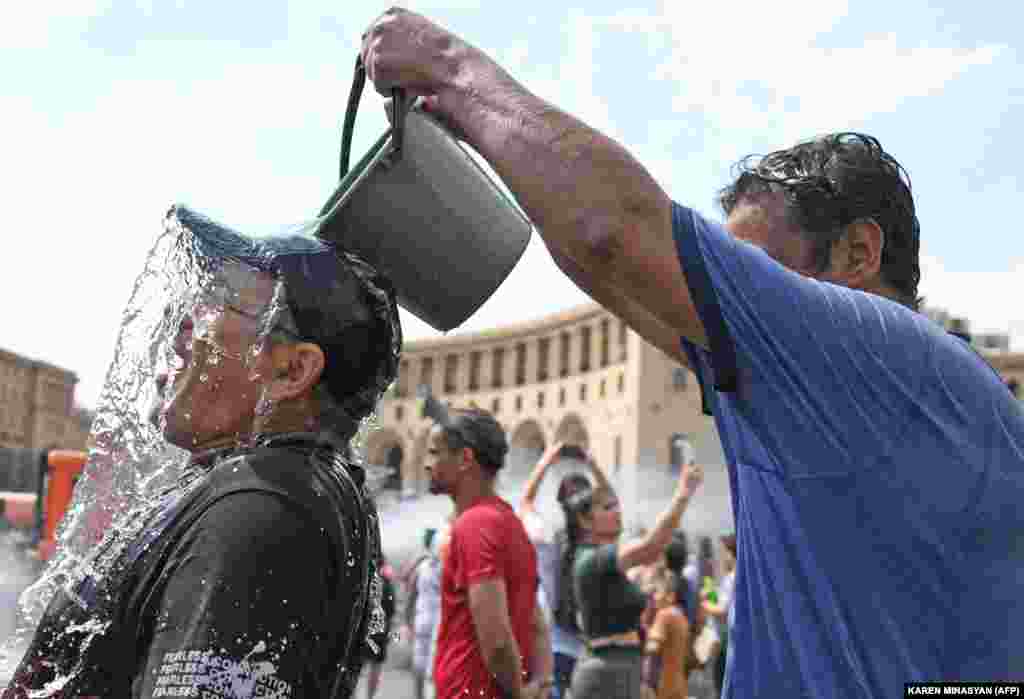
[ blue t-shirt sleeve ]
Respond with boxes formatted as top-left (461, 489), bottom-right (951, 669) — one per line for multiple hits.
top-left (671, 201), bottom-right (941, 478)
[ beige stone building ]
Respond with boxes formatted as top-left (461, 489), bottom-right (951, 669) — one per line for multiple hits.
top-left (0, 348), bottom-right (91, 452)
top-left (372, 303), bottom-right (715, 495)
top-left (370, 303), bottom-right (1024, 497)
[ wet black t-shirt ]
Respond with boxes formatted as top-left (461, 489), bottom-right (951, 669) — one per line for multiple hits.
top-left (3, 434), bottom-right (382, 699)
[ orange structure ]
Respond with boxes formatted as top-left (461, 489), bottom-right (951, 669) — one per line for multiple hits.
top-left (0, 448), bottom-right (86, 561)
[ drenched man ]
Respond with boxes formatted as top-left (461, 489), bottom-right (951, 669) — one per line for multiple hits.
top-left (4, 205), bottom-right (401, 699)
top-left (360, 8), bottom-right (1024, 695)
top-left (424, 408), bottom-right (553, 699)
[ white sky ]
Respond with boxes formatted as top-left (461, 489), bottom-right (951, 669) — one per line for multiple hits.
top-left (1, 1), bottom-right (1020, 409)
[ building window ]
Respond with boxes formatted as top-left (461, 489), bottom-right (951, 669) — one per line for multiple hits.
top-left (560, 332), bottom-right (571, 378)
top-left (516, 395), bottom-right (523, 412)
top-left (444, 354), bottom-right (459, 394)
top-left (618, 372), bottom-right (625, 394)
top-left (579, 383), bottom-right (587, 403)
top-left (395, 360), bottom-right (410, 398)
top-left (600, 319), bottom-right (610, 368)
top-left (619, 319), bottom-right (629, 361)
top-left (672, 367), bottom-right (689, 391)
top-left (537, 391), bottom-right (545, 409)
top-left (537, 337), bottom-right (550, 383)
top-left (492, 397), bottom-right (501, 414)
top-left (420, 357), bottom-right (434, 392)
top-left (599, 379), bottom-right (606, 398)
top-left (492, 348), bottom-right (505, 389)
top-left (614, 435), bottom-right (622, 469)
top-left (469, 351), bottom-right (482, 392)
top-left (515, 342), bottom-right (527, 386)
top-left (559, 387), bottom-right (566, 407)
top-left (395, 405), bottom-right (404, 421)
top-left (580, 326), bottom-right (592, 373)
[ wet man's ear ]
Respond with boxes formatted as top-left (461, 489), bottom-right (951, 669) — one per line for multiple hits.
top-left (266, 342), bottom-right (326, 401)
top-left (823, 218), bottom-right (885, 291)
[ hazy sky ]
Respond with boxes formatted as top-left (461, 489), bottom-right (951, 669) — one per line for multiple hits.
top-left (2, 1), bottom-right (1020, 409)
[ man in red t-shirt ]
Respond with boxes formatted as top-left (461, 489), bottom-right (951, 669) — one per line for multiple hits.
top-left (424, 407), bottom-right (553, 699)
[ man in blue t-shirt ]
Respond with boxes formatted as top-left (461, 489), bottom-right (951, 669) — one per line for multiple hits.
top-left (361, 8), bottom-right (1024, 696)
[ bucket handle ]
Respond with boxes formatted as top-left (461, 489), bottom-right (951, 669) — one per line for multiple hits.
top-left (339, 56), bottom-right (408, 180)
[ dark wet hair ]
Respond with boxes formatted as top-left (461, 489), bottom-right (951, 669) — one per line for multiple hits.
top-left (719, 132), bottom-right (921, 310)
top-left (439, 408), bottom-right (508, 473)
top-left (171, 205), bottom-right (402, 438)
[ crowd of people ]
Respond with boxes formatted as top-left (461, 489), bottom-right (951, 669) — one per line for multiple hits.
top-left (374, 434), bottom-right (736, 699)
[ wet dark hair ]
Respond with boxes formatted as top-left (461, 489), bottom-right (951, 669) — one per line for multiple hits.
top-left (719, 132), bottom-right (921, 310)
top-left (439, 408), bottom-right (508, 473)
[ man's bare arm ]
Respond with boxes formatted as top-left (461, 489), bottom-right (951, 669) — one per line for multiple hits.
top-left (440, 60), bottom-right (706, 350)
top-left (362, 9), bottom-right (708, 351)
top-left (530, 604), bottom-right (553, 685)
top-left (468, 579), bottom-right (523, 698)
top-left (546, 245), bottom-right (691, 367)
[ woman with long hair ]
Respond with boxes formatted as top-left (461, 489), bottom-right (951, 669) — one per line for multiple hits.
top-left (520, 441), bottom-right (611, 698)
top-left (559, 461), bottom-right (704, 699)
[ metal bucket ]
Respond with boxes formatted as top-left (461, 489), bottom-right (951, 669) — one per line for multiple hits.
top-left (315, 66), bottom-right (532, 333)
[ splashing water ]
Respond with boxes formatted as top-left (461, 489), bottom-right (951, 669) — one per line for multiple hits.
top-left (0, 208), bottom-right (399, 691)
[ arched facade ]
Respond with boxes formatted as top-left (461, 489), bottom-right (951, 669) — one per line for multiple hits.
top-left (364, 427), bottom-right (406, 492)
top-left (554, 413), bottom-right (589, 450)
top-left (510, 419), bottom-right (546, 453)
top-left (373, 303), bottom-right (712, 495)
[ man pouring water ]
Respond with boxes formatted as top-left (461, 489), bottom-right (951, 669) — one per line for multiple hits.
top-left (360, 8), bottom-right (1024, 695)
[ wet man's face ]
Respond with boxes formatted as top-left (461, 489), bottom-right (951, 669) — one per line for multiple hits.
top-left (155, 262), bottom-right (279, 452)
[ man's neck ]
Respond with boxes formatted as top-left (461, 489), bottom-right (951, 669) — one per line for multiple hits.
top-left (253, 407), bottom-right (319, 437)
top-left (452, 477), bottom-right (499, 516)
